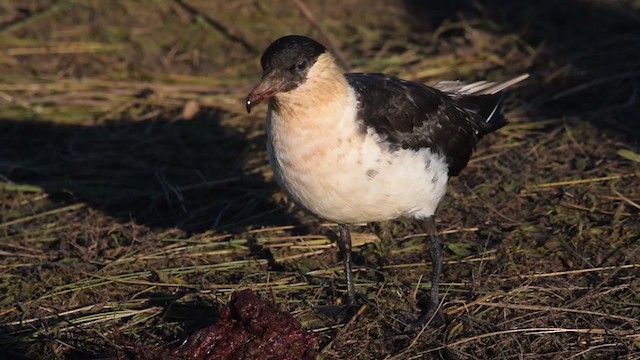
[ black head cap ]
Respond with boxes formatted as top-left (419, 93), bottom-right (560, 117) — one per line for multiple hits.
top-left (260, 35), bottom-right (327, 76)
top-left (246, 35), bottom-right (327, 113)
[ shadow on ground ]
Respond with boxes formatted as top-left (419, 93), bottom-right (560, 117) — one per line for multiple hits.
top-left (0, 110), bottom-right (300, 234)
top-left (1, 292), bottom-right (222, 360)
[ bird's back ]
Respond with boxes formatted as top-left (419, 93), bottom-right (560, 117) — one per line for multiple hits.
top-left (346, 73), bottom-right (524, 176)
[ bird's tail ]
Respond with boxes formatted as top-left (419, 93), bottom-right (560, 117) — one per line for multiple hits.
top-left (435, 74), bottom-right (528, 136)
top-left (457, 94), bottom-right (508, 135)
top-left (433, 74), bottom-right (529, 95)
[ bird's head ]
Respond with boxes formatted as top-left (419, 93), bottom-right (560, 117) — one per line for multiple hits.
top-left (246, 35), bottom-right (328, 113)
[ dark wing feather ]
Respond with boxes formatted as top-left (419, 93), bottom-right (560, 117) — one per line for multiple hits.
top-left (346, 73), bottom-right (507, 176)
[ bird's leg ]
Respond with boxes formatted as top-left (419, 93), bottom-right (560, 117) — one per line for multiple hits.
top-left (337, 224), bottom-right (358, 306)
top-left (414, 216), bottom-right (445, 326)
top-left (314, 224), bottom-right (360, 321)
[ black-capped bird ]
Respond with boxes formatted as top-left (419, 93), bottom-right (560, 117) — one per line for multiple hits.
top-left (246, 35), bottom-right (526, 325)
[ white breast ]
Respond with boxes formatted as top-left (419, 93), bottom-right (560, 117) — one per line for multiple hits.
top-left (266, 88), bottom-right (449, 224)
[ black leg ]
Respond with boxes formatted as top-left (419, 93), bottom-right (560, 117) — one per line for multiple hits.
top-left (337, 224), bottom-right (357, 306)
top-left (414, 216), bottom-right (445, 326)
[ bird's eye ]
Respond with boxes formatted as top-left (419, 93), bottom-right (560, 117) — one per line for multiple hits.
top-left (294, 60), bottom-right (307, 71)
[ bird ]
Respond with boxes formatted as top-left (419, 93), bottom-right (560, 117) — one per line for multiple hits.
top-left (246, 35), bottom-right (527, 326)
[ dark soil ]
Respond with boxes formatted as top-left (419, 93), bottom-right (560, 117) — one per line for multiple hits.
top-left (0, 1), bottom-right (638, 359)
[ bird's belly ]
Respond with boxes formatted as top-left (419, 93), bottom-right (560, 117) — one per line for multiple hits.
top-left (267, 126), bottom-right (449, 223)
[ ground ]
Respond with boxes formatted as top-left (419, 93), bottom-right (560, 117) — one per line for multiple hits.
top-left (0, 0), bottom-right (639, 359)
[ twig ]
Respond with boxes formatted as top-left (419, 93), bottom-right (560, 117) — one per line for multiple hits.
top-left (381, 255), bottom-right (497, 270)
top-left (4, 300), bottom-right (148, 327)
top-left (529, 174), bottom-right (633, 190)
top-left (1, 43), bottom-right (122, 56)
top-left (401, 227), bottom-right (480, 240)
top-left (551, 71), bottom-right (640, 100)
top-left (567, 344), bottom-right (622, 359)
top-left (291, 0), bottom-right (350, 70)
top-left (474, 301), bottom-right (638, 323)
top-left (388, 288), bottom-right (451, 360)
top-left (0, 182), bottom-right (45, 193)
top-left (467, 184), bottom-right (523, 225)
top-left (173, 0), bottom-right (257, 54)
top-left (0, 1), bottom-right (71, 35)
top-left (612, 188), bottom-right (640, 210)
top-left (415, 327), bottom-right (638, 356)
top-left (0, 203), bottom-right (86, 229)
top-left (506, 264), bottom-right (640, 280)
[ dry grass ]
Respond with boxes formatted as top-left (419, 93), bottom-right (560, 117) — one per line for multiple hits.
top-left (0, 0), bottom-right (639, 359)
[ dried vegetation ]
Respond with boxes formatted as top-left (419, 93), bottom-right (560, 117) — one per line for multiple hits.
top-left (0, 0), bottom-right (638, 359)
